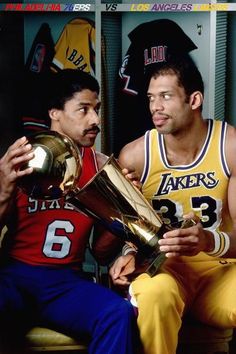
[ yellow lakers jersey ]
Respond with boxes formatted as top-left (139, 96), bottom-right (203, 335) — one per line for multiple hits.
top-left (141, 119), bottom-right (232, 233)
top-left (51, 18), bottom-right (95, 75)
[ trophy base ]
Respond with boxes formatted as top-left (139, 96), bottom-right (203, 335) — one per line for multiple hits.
top-left (145, 252), bottom-right (166, 277)
top-left (141, 219), bottom-right (196, 277)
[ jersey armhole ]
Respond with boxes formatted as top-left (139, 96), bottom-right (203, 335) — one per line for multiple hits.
top-left (140, 130), bottom-right (150, 184)
top-left (220, 121), bottom-right (230, 178)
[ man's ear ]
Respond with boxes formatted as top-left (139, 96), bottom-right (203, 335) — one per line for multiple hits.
top-left (189, 91), bottom-right (203, 110)
top-left (48, 108), bottom-right (60, 122)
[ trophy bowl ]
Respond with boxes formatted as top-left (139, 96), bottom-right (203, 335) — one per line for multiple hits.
top-left (19, 131), bottom-right (82, 200)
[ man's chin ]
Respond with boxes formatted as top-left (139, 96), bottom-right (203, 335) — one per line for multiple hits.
top-left (81, 137), bottom-right (97, 147)
top-left (155, 126), bottom-right (172, 135)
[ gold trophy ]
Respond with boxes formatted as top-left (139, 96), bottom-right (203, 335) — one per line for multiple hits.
top-left (20, 132), bottom-right (194, 276)
top-left (19, 131), bottom-right (82, 200)
top-left (66, 155), bottom-right (170, 276)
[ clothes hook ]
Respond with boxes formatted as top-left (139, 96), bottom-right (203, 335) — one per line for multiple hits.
top-left (197, 24), bottom-right (202, 35)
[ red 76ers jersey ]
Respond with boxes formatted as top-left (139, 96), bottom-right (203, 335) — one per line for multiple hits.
top-left (4, 147), bottom-right (98, 267)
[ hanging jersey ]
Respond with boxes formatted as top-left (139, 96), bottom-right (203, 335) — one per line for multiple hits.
top-left (25, 23), bottom-right (55, 74)
top-left (3, 147), bottom-right (98, 267)
top-left (51, 18), bottom-right (95, 75)
top-left (141, 119), bottom-right (232, 234)
top-left (22, 23), bottom-right (55, 135)
top-left (119, 19), bottom-right (197, 96)
top-left (113, 19), bottom-right (197, 156)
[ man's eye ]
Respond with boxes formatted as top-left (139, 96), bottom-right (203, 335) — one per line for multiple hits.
top-left (148, 96), bottom-right (154, 102)
top-left (162, 94), bottom-right (171, 100)
top-left (95, 103), bottom-right (101, 114)
top-left (79, 107), bottom-right (87, 113)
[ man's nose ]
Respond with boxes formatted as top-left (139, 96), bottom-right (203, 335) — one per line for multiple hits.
top-left (150, 98), bottom-right (164, 113)
top-left (90, 110), bottom-right (101, 125)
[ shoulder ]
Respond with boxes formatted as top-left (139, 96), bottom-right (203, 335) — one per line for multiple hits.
top-left (118, 135), bottom-right (145, 177)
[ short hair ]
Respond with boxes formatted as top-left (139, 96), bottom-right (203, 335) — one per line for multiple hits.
top-left (47, 69), bottom-right (100, 110)
top-left (145, 54), bottom-right (204, 99)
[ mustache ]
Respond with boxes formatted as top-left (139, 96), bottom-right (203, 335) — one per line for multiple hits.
top-left (152, 111), bottom-right (166, 116)
top-left (152, 112), bottom-right (169, 118)
top-left (83, 126), bottom-right (100, 135)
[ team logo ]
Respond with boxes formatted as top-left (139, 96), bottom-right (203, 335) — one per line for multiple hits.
top-left (144, 45), bottom-right (167, 66)
top-left (156, 171), bottom-right (219, 196)
top-left (30, 44), bottom-right (46, 73)
top-left (119, 54), bottom-right (129, 78)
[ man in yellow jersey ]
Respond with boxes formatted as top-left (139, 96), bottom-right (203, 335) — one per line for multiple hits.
top-left (109, 55), bottom-right (236, 354)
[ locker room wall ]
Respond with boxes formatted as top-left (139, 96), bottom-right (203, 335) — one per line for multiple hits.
top-left (22, 3), bottom-right (228, 154)
top-left (226, 11), bottom-right (236, 126)
top-left (119, 9), bottom-right (236, 128)
top-left (118, 3), bottom-right (236, 128)
top-left (1, 4), bottom-right (236, 157)
top-left (118, 2), bottom-right (236, 127)
top-left (23, 8), bottom-right (231, 154)
top-left (24, 12), bottom-right (95, 61)
top-left (121, 11), bottom-right (211, 121)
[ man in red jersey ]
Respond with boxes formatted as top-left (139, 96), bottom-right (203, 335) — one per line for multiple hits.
top-left (0, 69), bottom-right (138, 353)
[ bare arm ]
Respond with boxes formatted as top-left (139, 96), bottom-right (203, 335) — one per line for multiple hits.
top-left (109, 253), bottom-right (136, 287)
top-left (118, 135), bottom-right (145, 179)
top-left (222, 124), bottom-right (236, 257)
top-left (0, 137), bottom-right (34, 230)
top-left (91, 223), bottom-right (124, 266)
top-left (109, 136), bottom-right (146, 286)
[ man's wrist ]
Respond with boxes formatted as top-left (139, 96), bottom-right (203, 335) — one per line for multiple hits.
top-left (122, 243), bottom-right (137, 256)
top-left (206, 230), bottom-right (230, 257)
top-left (0, 185), bottom-right (15, 203)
